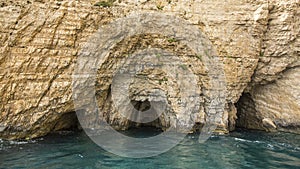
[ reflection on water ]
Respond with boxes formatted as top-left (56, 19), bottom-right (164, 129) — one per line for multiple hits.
top-left (0, 129), bottom-right (299, 169)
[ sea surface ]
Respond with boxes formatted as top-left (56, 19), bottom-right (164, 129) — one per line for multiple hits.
top-left (0, 129), bottom-right (299, 169)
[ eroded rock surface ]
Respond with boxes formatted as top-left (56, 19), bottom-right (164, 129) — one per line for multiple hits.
top-left (0, 0), bottom-right (299, 139)
top-left (237, 67), bottom-right (300, 133)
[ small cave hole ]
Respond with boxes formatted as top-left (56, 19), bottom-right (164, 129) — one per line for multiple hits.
top-left (125, 99), bottom-right (164, 138)
top-left (52, 111), bottom-right (82, 134)
top-left (131, 99), bottom-right (151, 112)
top-left (234, 92), bottom-right (264, 131)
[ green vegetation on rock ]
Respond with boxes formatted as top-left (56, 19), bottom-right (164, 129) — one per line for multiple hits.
top-left (94, 0), bottom-right (115, 7)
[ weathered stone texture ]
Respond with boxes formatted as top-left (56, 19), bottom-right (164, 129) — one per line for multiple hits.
top-left (0, 0), bottom-right (299, 139)
top-left (237, 0), bottom-right (300, 133)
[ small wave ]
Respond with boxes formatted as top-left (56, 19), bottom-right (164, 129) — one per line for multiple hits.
top-left (234, 138), bottom-right (300, 152)
top-left (267, 143), bottom-right (275, 150)
top-left (9, 140), bottom-right (37, 145)
top-left (9, 141), bottom-right (29, 145)
top-left (234, 138), bottom-right (266, 144)
top-left (210, 135), bottom-right (218, 138)
top-left (234, 138), bottom-right (252, 143)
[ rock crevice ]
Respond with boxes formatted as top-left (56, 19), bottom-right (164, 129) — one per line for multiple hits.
top-left (0, 0), bottom-right (299, 139)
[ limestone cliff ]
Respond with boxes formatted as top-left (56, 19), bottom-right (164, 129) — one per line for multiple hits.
top-left (0, 0), bottom-right (299, 140)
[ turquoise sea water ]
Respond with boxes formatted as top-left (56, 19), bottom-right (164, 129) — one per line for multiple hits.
top-left (0, 129), bottom-right (299, 169)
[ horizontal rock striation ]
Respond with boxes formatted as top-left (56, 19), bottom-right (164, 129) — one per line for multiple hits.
top-left (0, 0), bottom-right (299, 139)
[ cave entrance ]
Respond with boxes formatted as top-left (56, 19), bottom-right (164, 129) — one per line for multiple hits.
top-left (52, 111), bottom-right (82, 133)
top-left (125, 99), bottom-right (164, 138)
top-left (235, 92), bottom-right (263, 130)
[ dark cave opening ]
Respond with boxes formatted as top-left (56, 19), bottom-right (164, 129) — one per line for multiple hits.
top-left (52, 93), bottom-right (261, 136)
top-left (131, 99), bottom-right (151, 112)
top-left (125, 99), bottom-right (164, 137)
top-left (125, 120), bottom-right (164, 138)
top-left (235, 92), bottom-right (264, 130)
top-left (52, 111), bottom-right (82, 133)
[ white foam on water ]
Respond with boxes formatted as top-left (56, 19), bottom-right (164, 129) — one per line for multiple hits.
top-left (234, 138), bottom-right (252, 143)
top-left (8, 139), bottom-right (37, 145)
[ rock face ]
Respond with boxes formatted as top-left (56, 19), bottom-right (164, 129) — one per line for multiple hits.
top-left (0, 0), bottom-right (299, 139)
top-left (237, 0), bottom-right (300, 133)
top-left (237, 67), bottom-right (300, 133)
